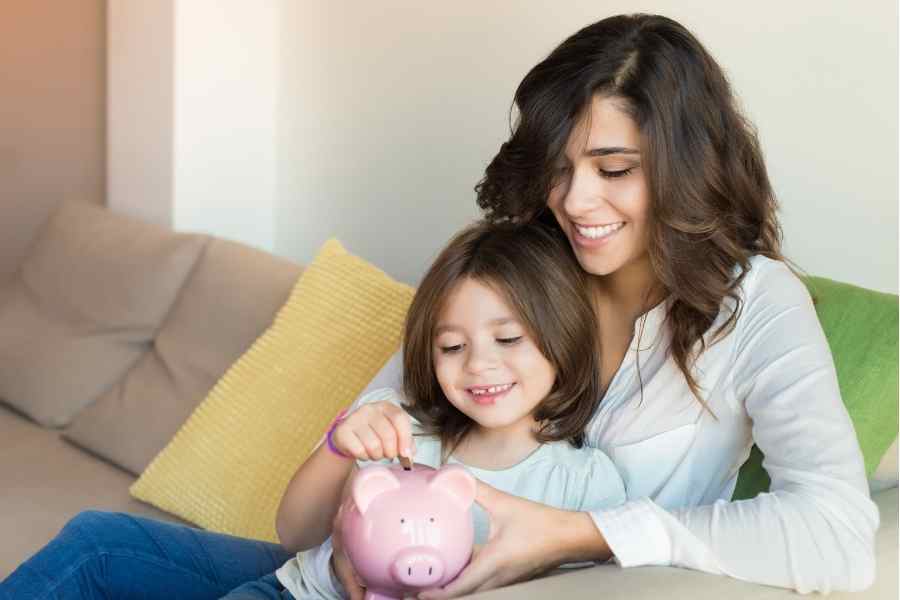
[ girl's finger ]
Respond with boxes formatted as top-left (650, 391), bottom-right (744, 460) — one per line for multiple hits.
top-left (355, 426), bottom-right (384, 461)
top-left (333, 430), bottom-right (367, 460)
top-left (370, 415), bottom-right (399, 459)
top-left (384, 408), bottom-right (416, 458)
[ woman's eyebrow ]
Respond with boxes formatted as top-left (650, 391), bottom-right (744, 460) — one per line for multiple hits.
top-left (585, 146), bottom-right (640, 156)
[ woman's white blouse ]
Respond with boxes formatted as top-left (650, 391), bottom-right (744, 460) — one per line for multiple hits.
top-left (342, 255), bottom-right (878, 593)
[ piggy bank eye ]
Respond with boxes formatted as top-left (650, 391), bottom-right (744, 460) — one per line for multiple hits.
top-left (400, 518), bottom-right (405, 523)
top-left (429, 517), bottom-right (435, 523)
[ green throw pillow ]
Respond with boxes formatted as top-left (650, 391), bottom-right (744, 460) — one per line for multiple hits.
top-left (733, 276), bottom-right (899, 500)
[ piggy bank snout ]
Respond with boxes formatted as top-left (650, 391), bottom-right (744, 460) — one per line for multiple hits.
top-left (391, 547), bottom-right (445, 587)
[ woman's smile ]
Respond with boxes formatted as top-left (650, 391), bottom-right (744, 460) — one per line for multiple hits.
top-left (571, 221), bottom-right (626, 248)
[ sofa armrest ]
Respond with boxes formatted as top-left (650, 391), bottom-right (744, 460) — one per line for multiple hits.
top-left (470, 487), bottom-right (898, 599)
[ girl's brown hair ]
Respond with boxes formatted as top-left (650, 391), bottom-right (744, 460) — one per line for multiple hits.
top-left (476, 14), bottom-right (784, 406)
top-left (402, 221), bottom-right (601, 455)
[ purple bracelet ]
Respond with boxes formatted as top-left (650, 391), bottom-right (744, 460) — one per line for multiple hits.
top-left (326, 408), bottom-right (351, 459)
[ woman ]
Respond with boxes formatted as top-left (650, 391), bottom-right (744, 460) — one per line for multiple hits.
top-left (323, 13), bottom-right (877, 599)
top-left (0, 13), bottom-right (876, 600)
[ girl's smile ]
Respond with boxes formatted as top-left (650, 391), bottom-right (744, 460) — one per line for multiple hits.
top-left (432, 277), bottom-right (556, 440)
top-left (466, 382), bottom-right (516, 405)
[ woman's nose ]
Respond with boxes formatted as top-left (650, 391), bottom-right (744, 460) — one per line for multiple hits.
top-left (562, 168), bottom-right (606, 217)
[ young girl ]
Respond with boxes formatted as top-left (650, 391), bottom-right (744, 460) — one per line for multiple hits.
top-left (267, 221), bottom-right (626, 599)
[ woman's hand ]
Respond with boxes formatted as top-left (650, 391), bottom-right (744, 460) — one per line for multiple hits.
top-left (332, 400), bottom-right (416, 462)
top-left (417, 481), bottom-right (612, 599)
top-left (330, 504), bottom-right (366, 600)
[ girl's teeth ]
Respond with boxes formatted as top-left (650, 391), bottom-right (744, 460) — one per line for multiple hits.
top-left (575, 222), bottom-right (624, 239)
top-left (471, 383), bottom-right (512, 395)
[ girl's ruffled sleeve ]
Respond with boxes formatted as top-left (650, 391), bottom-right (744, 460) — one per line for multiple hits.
top-left (576, 448), bottom-right (627, 512)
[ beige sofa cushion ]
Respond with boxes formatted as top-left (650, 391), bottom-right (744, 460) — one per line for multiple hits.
top-left (0, 198), bottom-right (61, 287)
top-left (64, 238), bottom-right (302, 475)
top-left (0, 406), bottom-right (183, 578)
top-left (0, 202), bottom-right (207, 427)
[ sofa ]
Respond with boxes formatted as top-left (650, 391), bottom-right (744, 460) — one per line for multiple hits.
top-left (1, 200), bottom-right (896, 599)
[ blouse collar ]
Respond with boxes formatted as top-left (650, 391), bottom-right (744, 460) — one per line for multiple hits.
top-left (629, 297), bottom-right (670, 352)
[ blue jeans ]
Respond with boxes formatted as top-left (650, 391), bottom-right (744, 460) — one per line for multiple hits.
top-left (0, 511), bottom-right (297, 600)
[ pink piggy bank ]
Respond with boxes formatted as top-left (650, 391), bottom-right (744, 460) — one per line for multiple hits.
top-left (340, 463), bottom-right (477, 600)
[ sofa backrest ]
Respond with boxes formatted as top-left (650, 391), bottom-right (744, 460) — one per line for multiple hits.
top-left (0, 201), bottom-right (303, 474)
top-left (0, 198), bottom-right (67, 287)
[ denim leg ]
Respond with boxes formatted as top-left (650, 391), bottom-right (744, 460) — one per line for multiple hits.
top-left (0, 510), bottom-right (293, 600)
top-left (219, 573), bottom-right (294, 600)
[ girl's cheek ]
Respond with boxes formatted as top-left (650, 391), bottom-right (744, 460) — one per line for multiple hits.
top-left (432, 360), bottom-right (454, 388)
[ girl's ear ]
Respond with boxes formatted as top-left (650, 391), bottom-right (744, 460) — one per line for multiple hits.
top-left (428, 464), bottom-right (477, 510)
top-left (352, 465), bottom-right (401, 514)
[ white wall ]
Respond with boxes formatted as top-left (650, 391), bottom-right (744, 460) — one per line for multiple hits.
top-left (107, 0), bottom-right (173, 227)
top-left (107, 0), bottom-right (278, 252)
top-left (173, 0), bottom-right (278, 252)
top-left (276, 1), bottom-right (898, 292)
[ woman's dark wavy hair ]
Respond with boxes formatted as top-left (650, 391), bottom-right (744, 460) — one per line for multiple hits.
top-left (402, 221), bottom-right (601, 456)
top-left (476, 14), bottom-right (784, 408)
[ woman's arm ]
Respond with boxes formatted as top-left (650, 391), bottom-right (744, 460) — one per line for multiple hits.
top-left (420, 263), bottom-right (878, 598)
top-left (590, 262), bottom-right (878, 592)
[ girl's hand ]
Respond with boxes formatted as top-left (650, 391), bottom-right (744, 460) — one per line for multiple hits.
top-left (331, 400), bottom-right (417, 462)
top-left (331, 504), bottom-right (366, 600)
top-left (417, 481), bottom-right (612, 599)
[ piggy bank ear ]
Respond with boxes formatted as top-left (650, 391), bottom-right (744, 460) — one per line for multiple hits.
top-left (352, 465), bottom-right (401, 514)
top-left (428, 465), bottom-right (476, 510)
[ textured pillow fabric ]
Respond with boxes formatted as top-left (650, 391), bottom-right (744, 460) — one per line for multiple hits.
top-left (64, 238), bottom-right (303, 475)
top-left (0, 202), bottom-right (207, 427)
top-left (733, 276), bottom-right (899, 500)
top-left (130, 239), bottom-right (414, 541)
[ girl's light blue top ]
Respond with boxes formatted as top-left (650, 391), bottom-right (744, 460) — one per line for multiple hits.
top-left (276, 387), bottom-right (626, 599)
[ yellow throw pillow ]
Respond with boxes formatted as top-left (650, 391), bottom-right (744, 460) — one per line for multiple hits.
top-left (130, 239), bottom-right (414, 542)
